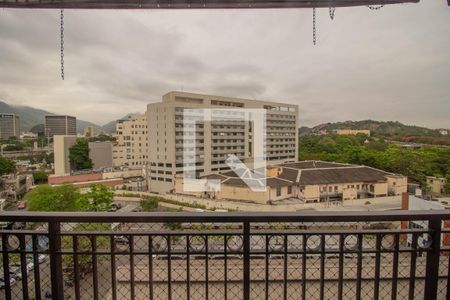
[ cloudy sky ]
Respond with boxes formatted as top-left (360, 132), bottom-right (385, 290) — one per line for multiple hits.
top-left (0, 1), bottom-right (449, 128)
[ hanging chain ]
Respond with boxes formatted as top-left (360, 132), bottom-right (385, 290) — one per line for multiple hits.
top-left (368, 5), bottom-right (384, 10)
top-left (60, 8), bottom-right (65, 80)
top-left (329, 7), bottom-right (335, 20)
top-left (312, 8), bottom-right (316, 45)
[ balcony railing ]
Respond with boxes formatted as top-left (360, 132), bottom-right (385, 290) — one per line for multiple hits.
top-left (0, 210), bottom-right (449, 300)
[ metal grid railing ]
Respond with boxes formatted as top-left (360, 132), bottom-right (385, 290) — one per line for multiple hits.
top-left (0, 210), bottom-right (449, 300)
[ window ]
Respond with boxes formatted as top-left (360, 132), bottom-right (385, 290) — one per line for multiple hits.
top-left (287, 186), bottom-right (292, 194)
top-left (276, 186), bottom-right (281, 197)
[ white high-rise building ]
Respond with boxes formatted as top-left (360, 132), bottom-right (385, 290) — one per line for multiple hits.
top-left (146, 91), bottom-right (298, 193)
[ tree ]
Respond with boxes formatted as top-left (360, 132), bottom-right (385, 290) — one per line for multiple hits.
top-left (89, 134), bottom-right (115, 142)
top-left (69, 139), bottom-right (93, 171)
top-left (141, 196), bottom-right (159, 211)
top-left (445, 174), bottom-right (450, 195)
top-left (62, 223), bottom-right (110, 270)
top-left (26, 184), bottom-right (81, 212)
top-left (3, 144), bottom-right (23, 151)
top-left (79, 184), bottom-right (113, 212)
top-left (32, 170), bottom-right (48, 184)
top-left (0, 156), bottom-right (15, 175)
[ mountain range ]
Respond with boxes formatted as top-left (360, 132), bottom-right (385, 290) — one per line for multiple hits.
top-left (0, 100), bottom-right (135, 134)
top-left (300, 120), bottom-right (447, 137)
top-left (1, 100), bottom-right (447, 139)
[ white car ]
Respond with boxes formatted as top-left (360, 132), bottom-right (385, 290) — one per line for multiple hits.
top-left (9, 266), bottom-right (22, 280)
top-left (26, 262), bottom-right (34, 273)
top-left (38, 254), bottom-right (48, 264)
top-left (0, 277), bottom-right (16, 289)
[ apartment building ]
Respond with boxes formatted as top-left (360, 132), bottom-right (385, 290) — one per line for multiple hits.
top-left (0, 113), bottom-right (20, 140)
top-left (112, 115), bottom-right (148, 167)
top-left (147, 91), bottom-right (298, 194)
top-left (44, 115), bottom-right (77, 137)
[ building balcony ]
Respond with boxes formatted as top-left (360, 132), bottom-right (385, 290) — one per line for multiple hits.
top-left (0, 211), bottom-right (449, 300)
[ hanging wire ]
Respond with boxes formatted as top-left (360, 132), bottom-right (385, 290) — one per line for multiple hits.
top-left (368, 5), bottom-right (384, 10)
top-left (312, 8), bottom-right (316, 45)
top-left (329, 7), bottom-right (335, 20)
top-left (60, 8), bottom-right (65, 80)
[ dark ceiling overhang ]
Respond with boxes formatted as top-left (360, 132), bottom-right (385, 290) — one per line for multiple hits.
top-left (0, 0), bottom-right (420, 9)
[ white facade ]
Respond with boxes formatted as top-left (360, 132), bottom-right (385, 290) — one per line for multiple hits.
top-left (53, 135), bottom-right (77, 176)
top-left (147, 91), bottom-right (298, 194)
top-left (112, 115), bottom-right (148, 167)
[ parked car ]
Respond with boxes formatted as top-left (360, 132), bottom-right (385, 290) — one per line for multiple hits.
top-left (11, 222), bottom-right (25, 230)
top-left (17, 201), bottom-right (26, 210)
top-left (38, 254), bottom-right (48, 264)
top-left (0, 277), bottom-right (16, 289)
top-left (26, 262), bottom-right (34, 273)
top-left (9, 266), bottom-right (23, 280)
top-left (114, 235), bottom-right (129, 245)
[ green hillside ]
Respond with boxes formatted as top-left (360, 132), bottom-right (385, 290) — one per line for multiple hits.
top-left (301, 120), bottom-right (449, 145)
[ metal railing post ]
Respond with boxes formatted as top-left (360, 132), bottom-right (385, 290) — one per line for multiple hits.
top-left (49, 221), bottom-right (64, 299)
top-left (424, 218), bottom-right (442, 300)
top-left (243, 222), bottom-right (250, 300)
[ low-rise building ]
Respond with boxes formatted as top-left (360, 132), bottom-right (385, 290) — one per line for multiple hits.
top-left (48, 168), bottom-right (146, 191)
top-left (332, 129), bottom-right (371, 136)
top-left (438, 129), bottom-right (449, 135)
top-left (0, 174), bottom-right (33, 200)
top-left (175, 160), bottom-right (407, 205)
top-left (426, 176), bottom-right (447, 197)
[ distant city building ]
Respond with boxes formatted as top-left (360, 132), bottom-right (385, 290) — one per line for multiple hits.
top-left (89, 141), bottom-right (113, 169)
top-left (21, 132), bottom-right (38, 140)
top-left (439, 128), bottom-right (449, 135)
top-left (45, 115), bottom-right (76, 137)
top-left (84, 126), bottom-right (94, 138)
top-left (30, 124), bottom-right (45, 137)
top-left (176, 161), bottom-right (408, 204)
top-left (426, 176), bottom-right (447, 197)
top-left (0, 113), bottom-right (20, 140)
top-left (311, 129), bottom-right (371, 136)
top-left (332, 129), bottom-right (371, 136)
top-left (112, 115), bottom-right (148, 168)
top-left (53, 135), bottom-right (77, 176)
top-left (147, 91), bottom-right (299, 194)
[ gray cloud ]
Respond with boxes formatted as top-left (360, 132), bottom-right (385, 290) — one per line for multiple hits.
top-left (0, 1), bottom-right (449, 128)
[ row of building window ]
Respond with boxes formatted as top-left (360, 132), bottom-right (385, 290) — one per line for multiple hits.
top-left (276, 185), bottom-right (293, 197)
top-left (150, 177), bottom-right (172, 182)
